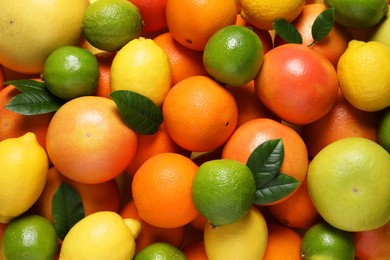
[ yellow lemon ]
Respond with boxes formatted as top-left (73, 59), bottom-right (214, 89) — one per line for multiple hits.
top-left (110, 38), bottom-right (172, 107)
top-left (0, 133), bottom-right (49, 224)
top-left (337, 40), bottom-right (390, 112)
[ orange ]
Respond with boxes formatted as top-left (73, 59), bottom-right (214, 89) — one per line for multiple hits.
top-left (162, 76), bottom-right (238, 152)
top-left (33, 166), bottom-right (121, 224)
top-left (165, 0), bottom-right (237, 51)
top-left (189, 213), bottom-right (208, 231)
top-left (0, 64), bottom-right (5, 90)
top-left (182, 240), bottom-right (209, 260)
top-left (131, 152), bottom-right (199, 228)
top-left (222, 118), bottom-right (309, 205)
top-left (274, 3), bottom-right (352, 68)
top-left (301, 89), bottom-right (380, 159)
top-left (153, 32), bottom-right (208, 85)
top-left (255, 43), bottom-right (339, 125)
top-left (120, 200), bottom-right (185, 254)
top-left (46, 96), bottom-right (138, 184)
top-left (0, 84), bottom-right (54, 151)
top-left (128, 0), bottom-right (168, 34)
top-left (268, 178), bottom-right (322, 230)
top-left (94, 51), bottom-right (116, 98)
top-left (262, 223), bottom-right (302, 260)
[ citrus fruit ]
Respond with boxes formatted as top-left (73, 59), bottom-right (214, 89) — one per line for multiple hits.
top-left (192, 159), bottom-right (256, 227)
top-left (134, 242), bottom-right (186, 260)
top-left (162, 75), bottom-right (238, 152)
top-left (0, 132), bottom-right (49, 224)
top-left (165, 0), bottom-right (237, 51)
top-left (42, 45), bottom-right (99, 100)
top-left (60, 211), bottom-right (141, 259)
top-left (0, 65), bottom-right (5, 87)
top-left (0, 0), bottom-right (88, 74)
top-left (204, 206), bottom-right (268, 260)
top-left (337, 40), bottom-right (390, 112)
top-left (46, 96), bottom-right (138, 184)
top-left (301, 221), bottom-right (355, 259)
top-left (324, 0), bottom-right (388, 29)
top-left (82, 0), bottom-right (143, 52)
top-left (128, 0), bottom-right (168, 34)
top-left (255, 43), bottom-right (339, 125)
top-left (110, 37), bottom-right (171, 107)
top-left (368, 5), bottom-right (390, 47)
top-left (240, 0), bottom-right (306, 30)
top-left (1, 215), bottom-right (58, 260)
top-left (307, 137), bottom-right (390, 232)
top-left (378, 108), bottom-right (390, 152)
top-left (182, 240), bottom-right (208, 260)
top-left (203, 25), bottom-right (263, 87)
top-left (94, 51), bottom-right (116, 98)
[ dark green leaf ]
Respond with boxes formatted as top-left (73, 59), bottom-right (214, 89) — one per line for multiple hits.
top-left (109, 90), bottom-right (163, 135)
top-left (310, 7), bottom-right (335, 46)
top-left (272, 19), bottom-right (302, 44)
top-left (5, 91), bottom-right (63, 115)
top-left (52, 183), bottom-right (85, 240)
top-left (253, 173), bottom-right (300, 205)
top-left (3, 79), bottom-right (46, 93)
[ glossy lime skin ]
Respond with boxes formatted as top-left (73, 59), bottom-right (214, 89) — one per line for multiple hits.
top-left (134, 242), bottom-right (186, 260)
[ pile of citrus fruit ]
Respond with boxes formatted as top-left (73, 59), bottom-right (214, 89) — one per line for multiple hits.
top-left (1, 0), bottom-right (390, 259)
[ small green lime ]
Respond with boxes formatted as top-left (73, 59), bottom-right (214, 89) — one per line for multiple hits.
top-left (134, 242), bottom-right (186, 260)
top-left (82, 0), bottom-right (143, 52)
top-left (301, 222), bottom-right (355, 259)
top-left (203, 25), bottom-right (263, 87)
top-left (2, 214), bottom-right (58, 260)
top-left (378, 107), bottom-right (390, 153)
top-left (42, 45), bottom-right (99, 100)
top-left (192, 159), bottom-right (256, 227)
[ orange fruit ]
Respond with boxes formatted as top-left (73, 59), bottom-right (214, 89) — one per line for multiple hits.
top-left (165, 0), bottom-right (237, 51)
top-left (301, 89), bottom-right (380, 159)
top-left (131, 152), bottom-right (199, 228)
top-left (222, 118), bottom-right (309, 205)
top-left (182, 240), bottom-right (209, 260)
top-left (128, 0), bottom-right (168, 34)
top-left (94, 51), bottom-right (116, 98)
top-left (162, 76), bottom-right (238, 152)
top-left (262, 223), bottom-right (302, 260)
top-left (153, 32), bottom-right (208, 85)
top-left (189, 213), bottom-right (208, 231)
top-left (255, 43), bottom-right (339, 125)
top-left (46, 96), bottom-right (138, 184)
top-left (0, 64), bottom-right (5, 90)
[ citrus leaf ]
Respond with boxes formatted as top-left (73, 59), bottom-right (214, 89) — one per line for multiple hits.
top-left (3, 79), bottom-right (46, 93)
top-left (253, 173), bottom-right (300, 205)
top-left (309, 7), bottom-right (335, 46)
top-left (109, 90), bottom-right (163, 135)
top-left (5, 91), bottom-right (63, 115)
top-left (272, 19), bottom-right (302, 44)
top-left (52, 182), bottom-right (85, 240)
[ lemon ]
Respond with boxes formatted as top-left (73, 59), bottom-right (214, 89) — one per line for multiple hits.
top-left (337, 40), bottom-right (390, 112)
top-left (0, 133), bottom-right (49, 224)
top-left (307, 137), bottom-right (390, 232)
top-left (0, 0), bottom-right (89, 74)
top-left (110, 38), bottom-right (172, 107)
top-left (368, 5), bottom-right (390, 47)
top-left (82, 0), bottom-right (143, 52)
top-left (60, 211), bottom-right (141, 260)
top-left (203, 25), bottom-right (263, 87)
top-left (204, 206), bottom-right (268, 260)
top-left (2, 215), bottom-right (58, 260)
top-left (378, 108), bottom-right (390, 153)
top-left (134, 242), bottom-right (186, 260)
top-left (240, 0), bottom-right (306, 30)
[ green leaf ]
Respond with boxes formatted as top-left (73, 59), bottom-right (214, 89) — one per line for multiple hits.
top-left (3, 79), bottom-right (46, 93)
top-left (52, 182), bottom-right (85, 240)
top-left (109, 90), bottom-right (163, 135)
top-left (309, 7), bottom-right (335, 47)
top-left (253, 173), bottom-right (300, 204)
top-left (272, 19), bottom-right (302, 44)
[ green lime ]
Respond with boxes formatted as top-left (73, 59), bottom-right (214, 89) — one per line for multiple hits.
top-left (325, 0), bottom-right (388, 29)
top-left (378, 107), bottom-right (390, 153)
top-left (192, 159), bottom-right (256, 227)
top-left (82, 0), bottom-right (143, 52)
top-left (134, 242), bottom-right (186, 260)
top-left (301, 222), bottom-right (355, 259)
top-left (203, 25), bottom-right (263, 87)
top-left (42, 45), bottom-right (99, 100)
top-left (1, 214), bottom-right (58, 260)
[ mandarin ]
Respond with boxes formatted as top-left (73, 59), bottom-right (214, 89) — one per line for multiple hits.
top-left (94, 51), bottom-right (116, 98)
top-left (128, 0), bottom-right (168, 34)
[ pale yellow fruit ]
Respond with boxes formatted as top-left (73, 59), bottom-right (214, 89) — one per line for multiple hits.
top-left (110, 38), bottom-right (172, 107)
top-left (60, 211), bottom-right (141, 260)
top-left (368, 5), bottom-right (390, 47)
top-left (204, 206), bottom-right (268, 260)
top-left (0, 133), bottom-right (49, 224)
top-left (0, 0), bottom-right (89, 74)
top-left (337, 40), bottom-right (390, 112)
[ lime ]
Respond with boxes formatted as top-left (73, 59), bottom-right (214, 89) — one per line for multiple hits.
top-left (2, 214), bottom-right (58, 260)
top-left (378, 107), bottom-right (390, 153)
top-left (134, 242), bottom-right (186, 260)
top-left (307, 137), bottom-right (390, 232)
top-left (368, 6), bottom-right (390, 47)
top-left (325, 0), bottom-right (388, 29)
top-left (82, 0), bottom-right (143, 52)
top-left (301, 222), bottom-right (355, 259)
top-left (192, 159), bottom-right (256, 227)
top-left (42, 45), bottom-right (99, 100)
top-left (203, 25), bottom-right (263, 87)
